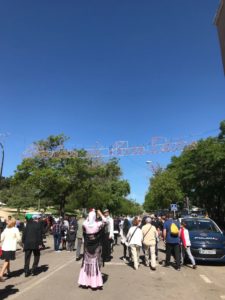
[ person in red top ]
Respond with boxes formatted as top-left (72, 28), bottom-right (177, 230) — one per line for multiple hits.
top-left (180, 220), bottom-right (197, 269)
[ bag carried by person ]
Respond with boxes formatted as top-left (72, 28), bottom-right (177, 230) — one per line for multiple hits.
top-left (142, 225), bottom-right (152, 245)
top-left (170, 222), bottom-right (179, 236)
top-left (0, 246), bottom-right (2, 257)
top-left (126, 227), bottom-right (138, 247)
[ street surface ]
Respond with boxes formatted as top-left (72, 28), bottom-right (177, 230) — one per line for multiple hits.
top-left (1, 237), bottom-right (225, 300)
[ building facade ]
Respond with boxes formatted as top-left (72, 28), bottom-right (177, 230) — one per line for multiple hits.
top-left (215, 0), bottom-right (225, 74)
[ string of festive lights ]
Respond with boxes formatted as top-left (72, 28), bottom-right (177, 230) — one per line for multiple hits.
top-left (24, 136), bottom-right (199, 159)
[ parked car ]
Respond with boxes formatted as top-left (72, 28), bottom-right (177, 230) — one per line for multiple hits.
top-left (182, 217), bottom-right (225, 263)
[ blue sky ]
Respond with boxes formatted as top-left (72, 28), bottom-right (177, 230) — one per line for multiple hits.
top-left (0, 0), bottom-right (224, 203)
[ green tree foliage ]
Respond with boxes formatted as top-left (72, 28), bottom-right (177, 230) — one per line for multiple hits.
top-left (118, 198), bottom-right (143, 216)
top-left (144, 120), bottom-right (225, 222)
top-left (169, 135), bottom-right (225, 221)
top-left (218, 120), bottom-right (225, 140)
top-left (3, 134), bottom-right (138, 216)
top-left (0, 176), bottom-right (11, 190)
top-left (144, 169), bottom-right (184, 211)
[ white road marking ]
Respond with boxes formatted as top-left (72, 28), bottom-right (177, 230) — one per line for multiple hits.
top-left (105, 262), bottom-right (129, 266)
top-left (200, 274), bottom-right (212, 284)
top-left (9, 258), bottom-right (75, 299)
top-left (76, 261), bottom-right (127, 266)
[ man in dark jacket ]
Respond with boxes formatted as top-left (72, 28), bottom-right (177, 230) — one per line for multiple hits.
top-left (22, 215), bottom-right (43, 277)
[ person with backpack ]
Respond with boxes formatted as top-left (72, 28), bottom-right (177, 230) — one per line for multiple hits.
top-left (126, 216), bottom-right (143, 270)
top-left (163, 212), bottom-right (181, 270)
top-left (142, 217), bottom-right (158, 270)
top-left (180, 220), bottom-right (197, 269)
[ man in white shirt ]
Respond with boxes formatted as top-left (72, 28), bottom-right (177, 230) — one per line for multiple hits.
top-left (103, 209), bottom-right (114, 262)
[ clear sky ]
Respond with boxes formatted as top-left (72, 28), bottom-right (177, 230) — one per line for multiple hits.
top-left (0, 0), bottom-right (224, 203)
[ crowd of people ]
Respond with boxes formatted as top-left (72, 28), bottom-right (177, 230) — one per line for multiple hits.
top-left (76, 209), bottom-right (197, 290)
top-left (0, 210), bottom-right (196, 290)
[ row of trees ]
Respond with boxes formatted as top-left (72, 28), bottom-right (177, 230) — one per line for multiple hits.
top-left (0, 134), bottom-right (142, 216)
top-left (144, 121), bottom-right (225, 223)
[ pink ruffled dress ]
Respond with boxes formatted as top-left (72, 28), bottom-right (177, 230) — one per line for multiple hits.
top-left (78, 221), bottom-right (104, 289)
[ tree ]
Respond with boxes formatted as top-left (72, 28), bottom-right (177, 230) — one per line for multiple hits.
top-left (117, 198), bottom-right (143, 216)
top-left (162, 120), bottom-right (225, 222)
top-left (144, 169), bottom-right (184, 212)
top-left (10, 134), bottom-right (131, 216)
top-left (218, 120), bottom-right (225, 140)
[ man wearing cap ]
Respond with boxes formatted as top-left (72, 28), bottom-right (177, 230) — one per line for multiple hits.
top-left (102, 209), bottom-right (114, 262)
top-left (22, 215), bottom-right (43, 277)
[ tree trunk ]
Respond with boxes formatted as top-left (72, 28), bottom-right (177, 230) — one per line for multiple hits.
top-left (59, 197), bottom-right (65, 217)
top-left (17, 207), bottom-right (20, 218)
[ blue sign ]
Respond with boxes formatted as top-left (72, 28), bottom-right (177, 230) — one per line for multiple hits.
top-left (170, 204), bottom-right (178, 211)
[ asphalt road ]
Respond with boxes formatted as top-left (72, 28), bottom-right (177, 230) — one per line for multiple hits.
top-left (1, 237), bottom-right (225, 300)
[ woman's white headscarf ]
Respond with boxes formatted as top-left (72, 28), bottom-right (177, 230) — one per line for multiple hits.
top-left (84, 209), bottom-right (96, 227)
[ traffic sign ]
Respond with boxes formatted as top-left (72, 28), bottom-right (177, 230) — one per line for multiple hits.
top-left (170, 203), bottom-right (178, 211)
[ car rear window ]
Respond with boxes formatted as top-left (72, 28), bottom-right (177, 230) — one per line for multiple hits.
top-left (184, 220), bottom-right (220, 233)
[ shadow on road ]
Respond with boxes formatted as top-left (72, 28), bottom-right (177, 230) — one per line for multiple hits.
top-left (41, 246), bottom-right (51, 251)
top-left (158, 248), bottom-right (166, 254)
top-left (8, 268), bottom-right (24, 278)
top-left (102, 273), bottom-right (109, 284)
top-left (0, 284), bottom-right (19, 299)
top-left (33, 264), bottom-right (49, 275)
top-left (5, 264), bottom-right (49, 278)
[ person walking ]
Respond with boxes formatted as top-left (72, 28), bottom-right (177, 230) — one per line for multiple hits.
top-left (52, 219), bottom-right (63, 252)
top-left (120, 218), bottom-right (131, 262)
top-left (22, 215), bottom-right (43, 277)
top-left (180, 220), bottom-right (197, 269)
top-left (163, 212), bottom-right (181, 270)
top-left (142, 217), bottom-right (158, 270)
top-left (67, 225), bottom-right (76, 252)
top-left (113, 217), bottom-right (120, 246)
top-left (76, 214), bottom-right (85, 261)
top-left (61, 219), bottom-right (68, 251)
top-left (151, 214), bottom-right (161, 260)
top-left (0, 218), bottom-right (21, 281)
top-left (78, 209), bottom-right (106, 290)
top-left (0, 218), bottom-right (6, 237)
top-left (126, 216), bottom-right (143, 270)
top-left (102, 209), bottom-right (114, 262)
